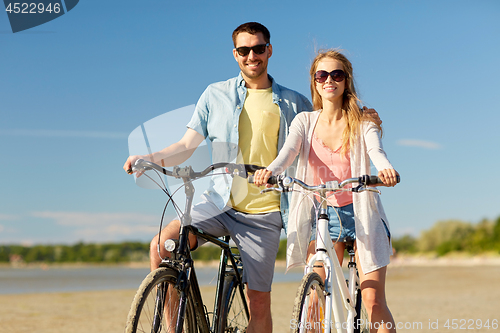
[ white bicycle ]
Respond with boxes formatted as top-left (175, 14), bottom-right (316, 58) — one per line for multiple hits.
top-left (253, 174), bottom-right (398, 333)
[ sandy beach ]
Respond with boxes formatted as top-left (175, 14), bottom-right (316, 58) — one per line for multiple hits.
top-left (1, 263), bottom-right (499, 333)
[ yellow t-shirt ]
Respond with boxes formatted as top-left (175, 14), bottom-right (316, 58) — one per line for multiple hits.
top-left (229, 88), bottom-right (281, 213)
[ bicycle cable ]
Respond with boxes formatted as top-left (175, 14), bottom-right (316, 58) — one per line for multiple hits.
top-left (143, 168), bottom-right (238, 260)
top-left (138, 168), bottom-right (183, 260)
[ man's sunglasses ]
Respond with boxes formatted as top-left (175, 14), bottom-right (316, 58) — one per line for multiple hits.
top-left (314, 70), bottom-right (347, 83)
top-left (235, 43), bottom-right (269, 57)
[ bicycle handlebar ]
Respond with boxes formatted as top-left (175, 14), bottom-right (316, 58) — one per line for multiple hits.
top-left (132, 159), bottom-right (265, 181)
top-left (250, 174), bottom-right (400, 194)
top-left (133, 159), bottom-right (399, 193)
top-left (359, 175), bottom-right (401, 186)
top-left (247, 174), bottom-right (278, 185)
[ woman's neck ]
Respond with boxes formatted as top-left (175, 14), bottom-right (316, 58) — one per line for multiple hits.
top-left (321, 99), bottom-right (343, 123)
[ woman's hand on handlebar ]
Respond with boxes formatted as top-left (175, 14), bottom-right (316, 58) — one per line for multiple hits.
top-left (253, 169), bottom-right (274, 187)
top-left (377, 169), bottom-right (399, 187)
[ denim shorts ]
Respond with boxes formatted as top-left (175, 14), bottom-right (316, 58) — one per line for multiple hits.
top-left (311, 203), bottom-right (356, 242)
top-left (310, 203), bottom-right (391, 243)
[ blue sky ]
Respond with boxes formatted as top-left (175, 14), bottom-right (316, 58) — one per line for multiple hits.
top-left (1, 0), bottom-right (499, 245)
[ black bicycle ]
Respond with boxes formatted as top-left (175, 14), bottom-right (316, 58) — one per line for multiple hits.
top-left (125, 159), bottom-right (261, 333)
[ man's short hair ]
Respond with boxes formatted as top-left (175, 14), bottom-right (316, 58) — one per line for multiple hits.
top-left (232, 22), bottom-right (271, 47)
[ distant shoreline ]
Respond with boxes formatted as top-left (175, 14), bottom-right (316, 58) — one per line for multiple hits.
top-left (3, 253), bottom-right (500, 269)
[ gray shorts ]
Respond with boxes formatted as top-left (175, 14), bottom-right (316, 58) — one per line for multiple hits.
top-left (190, 200), bottom-right (282, 292)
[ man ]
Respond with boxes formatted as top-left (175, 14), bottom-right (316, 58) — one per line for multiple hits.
top-left (124, 22), bottom-right (378, 333)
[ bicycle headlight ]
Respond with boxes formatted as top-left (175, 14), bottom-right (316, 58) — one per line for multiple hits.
top-left (164, 239), bottom-right (178, 252)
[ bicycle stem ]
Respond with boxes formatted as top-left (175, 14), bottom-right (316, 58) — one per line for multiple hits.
top-left (315, 185), bottom-right (329, 253)
top-left (177, 176), bottom-right (195, 257)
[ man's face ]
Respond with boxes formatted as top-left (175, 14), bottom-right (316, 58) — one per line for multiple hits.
top-left (233, 32), bottom-right (272, 82)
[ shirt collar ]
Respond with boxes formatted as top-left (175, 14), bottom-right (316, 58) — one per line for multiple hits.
top-left (237, 73), bottom-right (281, 103)
top-left (237, 72), bottom-right (277, 89)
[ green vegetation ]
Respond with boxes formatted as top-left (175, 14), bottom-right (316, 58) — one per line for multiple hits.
top-left (392, 216), bottom-right (500, 256)
top-left (2, 216), bottom-right (500, 264)
top-left (0, 242), bottom-right (149, 264)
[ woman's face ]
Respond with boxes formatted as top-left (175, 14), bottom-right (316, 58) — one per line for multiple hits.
top-left (314, 58), bottom-right (346, 104)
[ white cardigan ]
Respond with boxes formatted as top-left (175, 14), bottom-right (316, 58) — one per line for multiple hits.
top-left (267, 110), bottom-right (394, 274)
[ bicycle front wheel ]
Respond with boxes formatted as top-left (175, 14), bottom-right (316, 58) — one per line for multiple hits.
top-left (353, 287), bottom-right (370, 333)
top-left (291, 272), bottom-right (327, 333)
top-left (125, 267), bottom-right (198, 333)
top-left (217, 272), bottom-right (249, 333)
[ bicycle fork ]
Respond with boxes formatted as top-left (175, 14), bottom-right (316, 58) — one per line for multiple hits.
top-left (347, 244), bottom-right (359, 333)
top-left (309, 205), bottom-right (357, 333)
top-left (175, 267), bottom-right (192, 333)
top-left (152, 283), bottom-right (167, 333)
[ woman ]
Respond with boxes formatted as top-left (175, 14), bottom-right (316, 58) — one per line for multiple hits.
top-left (254, 49), bottom-right (399, 332)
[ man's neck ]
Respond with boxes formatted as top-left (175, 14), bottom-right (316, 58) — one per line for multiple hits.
top-left (242, 73), bottom-right (272, 89)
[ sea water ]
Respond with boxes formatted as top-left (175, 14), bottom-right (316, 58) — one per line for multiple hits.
top-left (0, 265), bottom-right (306, 294)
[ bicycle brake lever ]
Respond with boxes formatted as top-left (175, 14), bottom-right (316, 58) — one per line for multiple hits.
top-left (354, 186), bottom-right (381, 195)
top-left (367, 188), bottom-right (382, 194)
top-left (132, 159), bottom-right (152, 174)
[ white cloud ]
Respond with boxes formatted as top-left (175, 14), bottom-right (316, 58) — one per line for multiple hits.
top-left (79, 224), bottom-right (158, 237)
top-left (0, 211), bottom-right (178, 244)
top-left (32, 211), bottom-right (158, 226)
top-left (31, 211), bottom-right (164, 241)
top-left (397, 139), bottom-right (443, 150)
top-left (0, 129), bottom-right (128, 139)
top-left (0, 214), bottom-right (19, 221)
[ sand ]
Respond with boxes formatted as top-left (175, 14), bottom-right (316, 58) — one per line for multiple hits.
top-left (1, 264), bottom-right (499, 333)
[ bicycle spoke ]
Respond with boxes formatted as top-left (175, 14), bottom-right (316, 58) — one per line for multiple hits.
top-left (126, 268), bottom-right (197, 333)
top-left (292, 273), bottom-right (327, 333)
top-left (217, 274), bottom-right (249, 333)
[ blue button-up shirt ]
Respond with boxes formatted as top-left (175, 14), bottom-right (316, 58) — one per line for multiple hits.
top-left (187, 73), bottom-right (313, 225)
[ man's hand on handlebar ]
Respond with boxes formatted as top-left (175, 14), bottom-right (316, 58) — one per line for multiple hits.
top-left (123, 155), bottom-right (149, 177)
top-left (253, 169), bottom-right (274, 188)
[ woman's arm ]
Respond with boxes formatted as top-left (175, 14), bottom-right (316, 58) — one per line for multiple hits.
top-left (363, 123), bottom-right (399, 186)
top-left (253, 115), bottom-right (306, 186)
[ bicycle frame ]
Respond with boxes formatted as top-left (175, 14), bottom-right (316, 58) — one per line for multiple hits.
top-left (144, 161), bottom-right (250, 333)
top-left (301, 187), bottom-right (358, 333)
top-left (159, 225), bottom-right (248, 333)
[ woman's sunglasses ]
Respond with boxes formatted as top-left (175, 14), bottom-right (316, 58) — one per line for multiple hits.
top-left (235, 43), bottom-right (269, 57)
top-left (314, 70), bottom-right (346, 83)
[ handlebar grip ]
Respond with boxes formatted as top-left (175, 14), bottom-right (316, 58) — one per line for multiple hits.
top-left (361, 175), bottom-right (400, 185)
top-left (267, 176), bottom-right (278, 185)
top-left (248, 175), bottom-right (278, 185)
top-left (364, 175), bottom-right (382, 185)
top-left (245, 164), bottom-right (266, 173)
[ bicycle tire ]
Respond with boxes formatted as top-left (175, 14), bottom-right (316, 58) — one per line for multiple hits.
top-left (125, 267), bottom-right (198, 333)
top-left (291, 272), bottom-right (327, 333)
top-left (353, 287), bottom-right (370, 333)
top-left (217, 271), bottom-right (249, 333)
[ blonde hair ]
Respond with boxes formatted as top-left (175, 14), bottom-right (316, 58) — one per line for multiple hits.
top-left (309, 49), bottom-right (381, 157)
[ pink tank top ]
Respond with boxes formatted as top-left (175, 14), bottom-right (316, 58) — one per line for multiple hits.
top-left (307, 133), bottom-right (353, 207)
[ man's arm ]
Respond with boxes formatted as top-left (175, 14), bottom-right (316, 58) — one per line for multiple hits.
top-left (123, 128), bottom-right (205, 174)
top-left (362, 106), bottom-right (382, 126)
